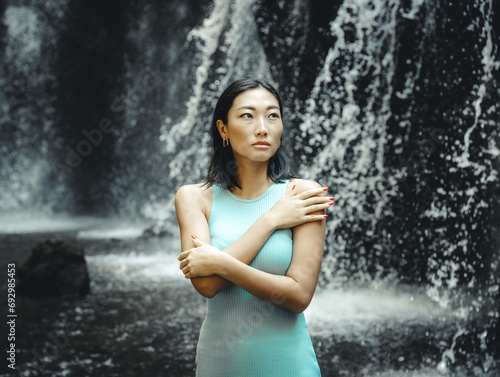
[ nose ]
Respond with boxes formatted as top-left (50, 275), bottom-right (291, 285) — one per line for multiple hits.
top-left (255, 116), bottom-right (268, 136)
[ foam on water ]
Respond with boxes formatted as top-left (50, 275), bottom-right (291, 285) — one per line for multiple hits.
top-left (0, 214), bottom-right (106, 234)
top-left (305, 287), bottom-right (453, 337)
top-left (76, 224), bottom-right (148, 240)
top-left (367, 367), bottom-right (454, 377)
top-left (86, 244), bottom-right (454, 337)
top-left (87, 251), bottom-right (185, 292)
top-left (0, 215), bottom-right (151, 236)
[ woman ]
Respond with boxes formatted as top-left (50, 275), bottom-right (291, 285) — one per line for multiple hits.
top-left (175, 78), bottom-right (333, 376)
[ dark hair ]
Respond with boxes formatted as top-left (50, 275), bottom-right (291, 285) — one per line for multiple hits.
top-left (204, 78), bottom-right (295, 190)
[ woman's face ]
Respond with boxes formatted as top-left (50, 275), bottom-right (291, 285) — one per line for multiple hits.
top-left (217, 88), bottom-right (283, 163)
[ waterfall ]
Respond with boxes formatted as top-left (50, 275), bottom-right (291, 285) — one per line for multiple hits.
top-left (159, 0), bottom-right (271, 182)
top-left (297, 0), bottom-right (403, 285)
top-left (1, 0), bottom-right (498, 374)
top-left (0, 4), bottom-right (65, 217)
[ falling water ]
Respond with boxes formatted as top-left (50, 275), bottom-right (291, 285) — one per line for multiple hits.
top-left (297, 0), bottom-right (403, 285)
top-left (156, 0), bottom-right (500, 374)
top-left (1, 0), bottom-right (499, 375)
top-left (0, 5), bottom-right (65, 219)
top-left (159, 0), bottom-right (271, 182)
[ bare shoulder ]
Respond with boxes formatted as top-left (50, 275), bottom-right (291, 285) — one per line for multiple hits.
top-left (175, 183), bottom-right (213, 212)
top-left (176, 182), bottom-right (212, 198)
top-left (287, 178), bottom-right (324, 194)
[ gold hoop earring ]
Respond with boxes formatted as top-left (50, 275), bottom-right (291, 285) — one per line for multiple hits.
top-left (223, 139), bottom-right (229, 147)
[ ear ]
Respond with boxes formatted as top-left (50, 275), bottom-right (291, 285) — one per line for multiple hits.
top-left (216, 119), bottom-right (228, 141)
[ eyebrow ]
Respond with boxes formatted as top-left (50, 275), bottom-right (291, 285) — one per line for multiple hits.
top-left (235, 105), bottom-right (280, 111)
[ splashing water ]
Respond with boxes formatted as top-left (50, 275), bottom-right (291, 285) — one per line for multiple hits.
top-left (1, 0), bottom-right (498, 374)
top-left (159, 0), bottom-right (271, 182)
top-left (156, 0), bottom-right (500, 373)
top-left (296, 0), bottom-right (402, 285)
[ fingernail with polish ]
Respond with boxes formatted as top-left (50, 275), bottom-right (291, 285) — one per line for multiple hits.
top-left (329, 197), bottom-right (334, 200)
top-left (292, 185), bottom-right (296, 190)
top-left (191, 234), bottom-right (197, 239)
top-left (323, 215), bottom-right (328, 218)
top-left (323, 187), bottom-right (328, 191)
top-left (328, 202), bottom-right (334, 205)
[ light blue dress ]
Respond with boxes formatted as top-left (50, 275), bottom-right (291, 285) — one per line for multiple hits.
top-left (195, 179), bottom-right (321, 376)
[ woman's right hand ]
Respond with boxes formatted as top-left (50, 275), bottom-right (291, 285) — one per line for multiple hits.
top-left (266, 184), bottom-right (333, 230)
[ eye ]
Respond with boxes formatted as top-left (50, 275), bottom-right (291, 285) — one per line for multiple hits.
top-left (268, 112), bottom-right (280, 119)
top-left (241, 113), bottom-right (253, 119)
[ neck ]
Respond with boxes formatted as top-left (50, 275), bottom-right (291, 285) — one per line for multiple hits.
top-left (231, 159), bottom-right (273, 200)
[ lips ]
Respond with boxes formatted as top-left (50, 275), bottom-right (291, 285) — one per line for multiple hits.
top-left (253, 141), bottom-right (271, 146)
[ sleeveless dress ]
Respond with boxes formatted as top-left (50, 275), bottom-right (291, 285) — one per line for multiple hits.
top-left (195, 179), bottom-right (321, 377)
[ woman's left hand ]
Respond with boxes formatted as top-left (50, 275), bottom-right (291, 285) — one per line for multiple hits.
top-left (178, 236), bottom-right (221, 279)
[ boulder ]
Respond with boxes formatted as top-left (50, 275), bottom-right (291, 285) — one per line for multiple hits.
top-left (18, 239), bottom-right (90, 298)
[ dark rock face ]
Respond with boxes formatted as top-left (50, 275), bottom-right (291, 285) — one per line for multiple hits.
top-left (18, 240), bottom-right (90, 298)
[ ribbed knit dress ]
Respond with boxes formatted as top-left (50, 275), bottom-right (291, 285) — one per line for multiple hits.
top-left (195, 179), bottom-right (321, 377)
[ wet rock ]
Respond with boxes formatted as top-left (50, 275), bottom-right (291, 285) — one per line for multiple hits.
top-left (18, 239), bottom-right (90, 298)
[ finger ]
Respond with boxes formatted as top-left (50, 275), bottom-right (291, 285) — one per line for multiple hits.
top-left (303, 199), bottom-right (334, 210)
top-left (184, 268), bottom-right (196, 279)
top-left (192, 238), bottom-right (202, 247)
top-left (302, 196), bottom-right (333, 206)
top-left (179, 259), bottom-right (188, 269)
top-left (304, 202), bottom-right (333, 214)
top-left (178, 250), bottom-right (189, 261)
top-left (297, 187), bottom-right (328, 200)
top-left (191, 234), bottom-right (206, 247)
top-left (285, 183), bottom-right (298, 197)
top-left (182, 265), bottom-right (190, 275)
top-left (304, 214), bottom-right (329, 222)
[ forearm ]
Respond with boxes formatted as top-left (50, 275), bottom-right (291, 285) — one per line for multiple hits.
top-left (223, 212), bottom-right (278, 260)
top-left (191, 212), bottom-right (277, 297)
top-left (215, 253), bottom-right (308, 313)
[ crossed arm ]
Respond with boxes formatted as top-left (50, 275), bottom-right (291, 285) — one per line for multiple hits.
top-left (174, 180), bottom-right (330, 313)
